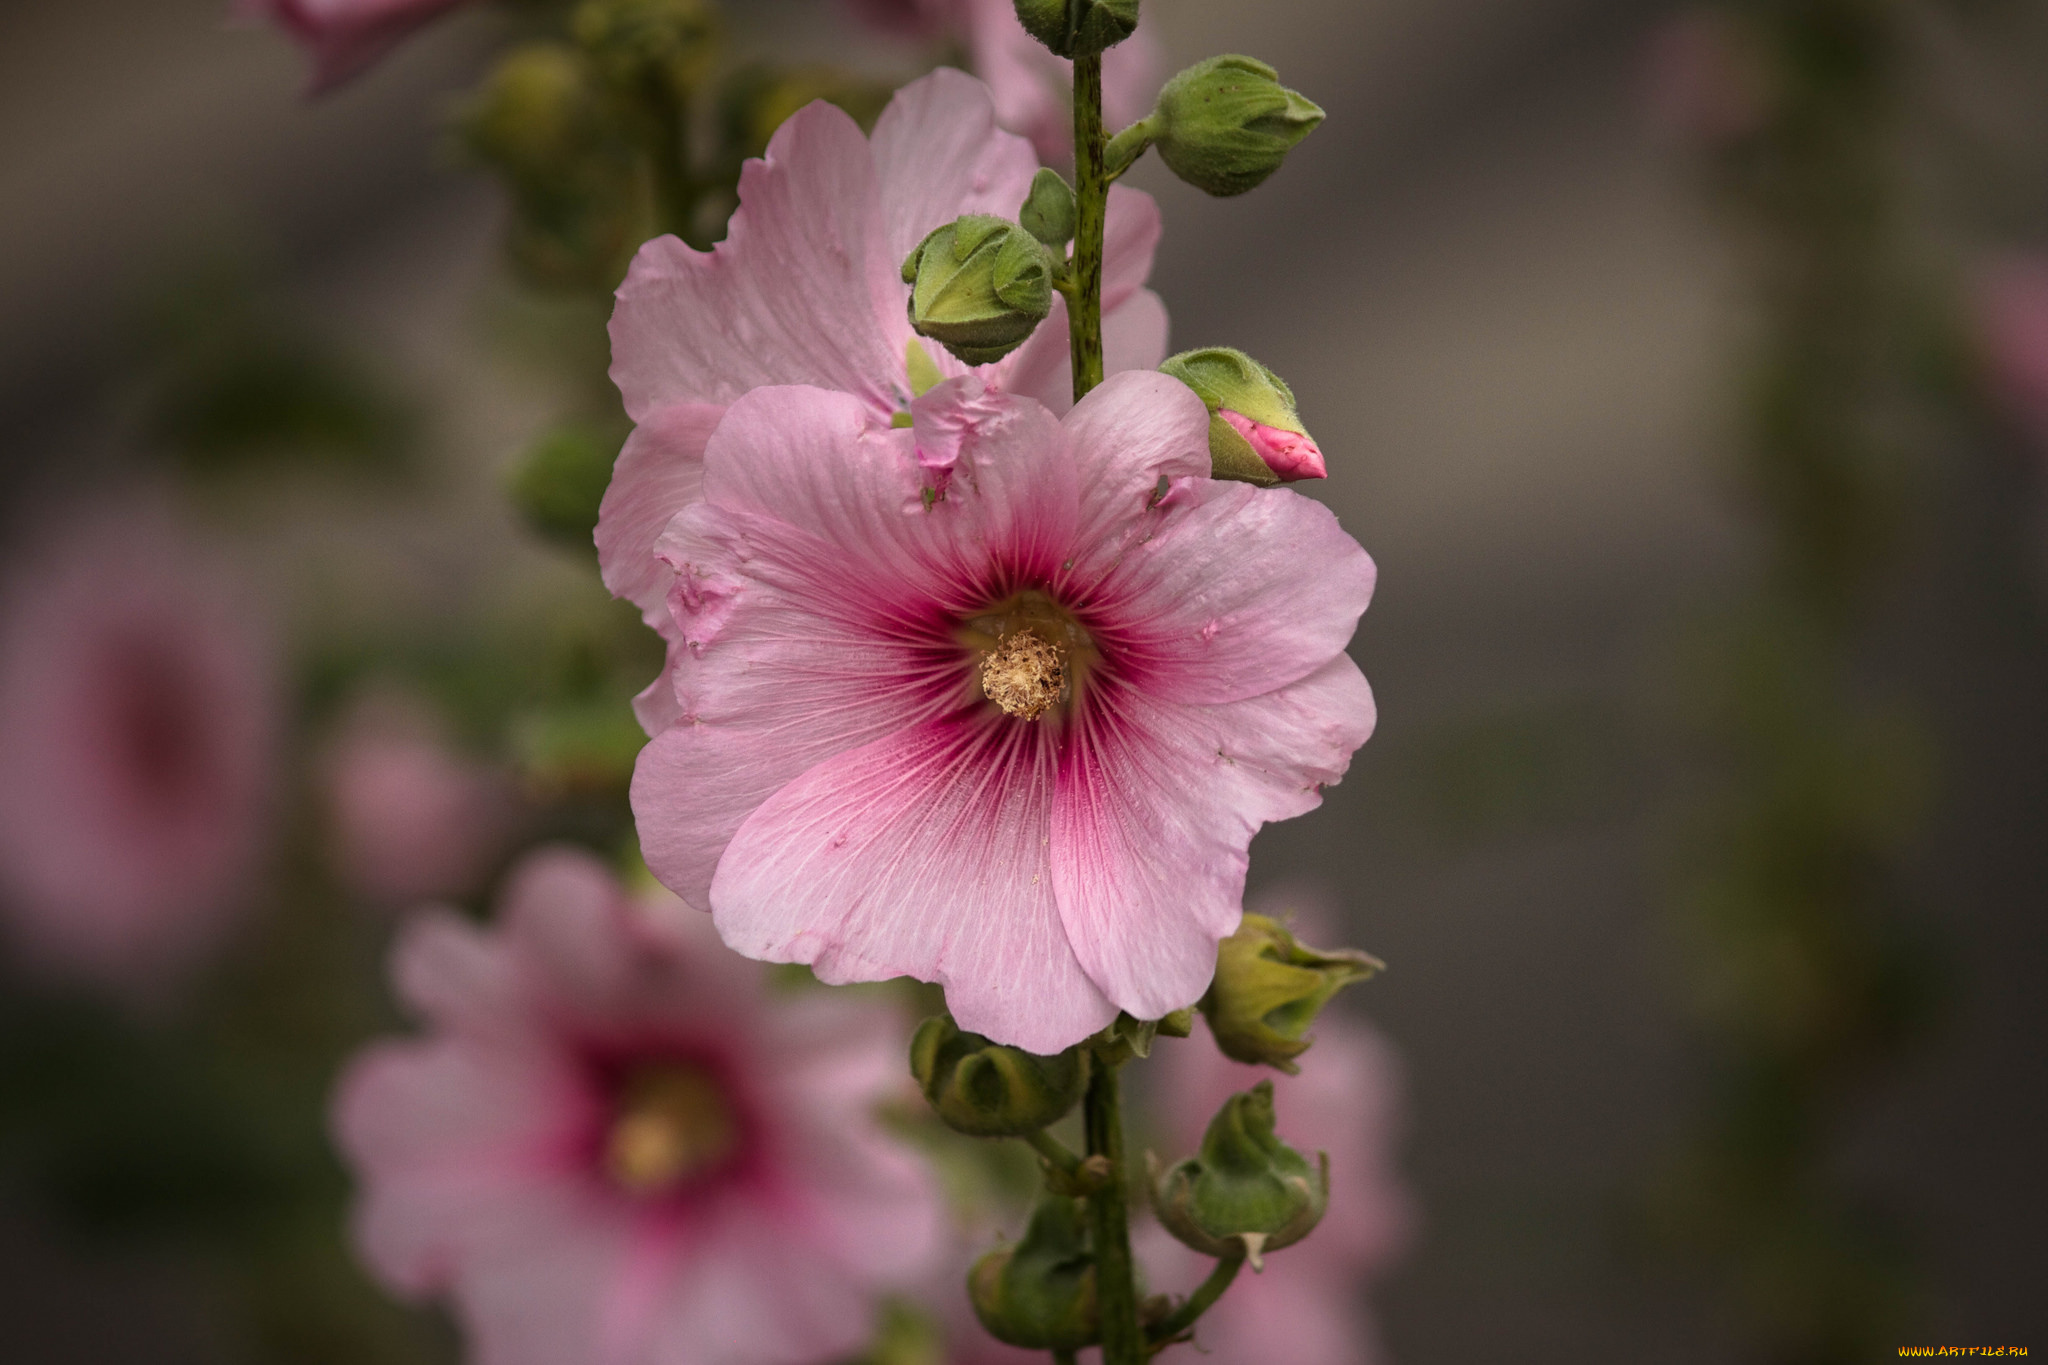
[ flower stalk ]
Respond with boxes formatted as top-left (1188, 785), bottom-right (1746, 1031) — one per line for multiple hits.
top-left (1082, 1051), bottom-right (1142, 1365)
top-left (1144, 1246), bottom-right (1245, 1351)
top-left (1069, 50), bottom-right (1107, 402)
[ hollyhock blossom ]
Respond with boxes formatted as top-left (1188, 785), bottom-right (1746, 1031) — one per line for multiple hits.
top-left (239, 0), bottom-right (473, 91)
top-left (333, 845), bottom-right (943, 1365)
top-left (1972, 254), bottom-right (2048, 450)
top-left (0, 505), bottom-right (279, 991)
top-left (601, 67), bottom-right (1170, 732)
top-left (836, 0), bottom-right (1161, 161)
top-left (627, 370), bottom-right (1376, 1054)
top-left (1137, 1014), bottom-right (1413, 1365)
top-left (323, 692), bottom-right (515, 905)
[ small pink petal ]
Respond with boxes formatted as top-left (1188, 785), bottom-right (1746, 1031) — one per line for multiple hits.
top-left (1220, 408), bottom-right (1327, 481)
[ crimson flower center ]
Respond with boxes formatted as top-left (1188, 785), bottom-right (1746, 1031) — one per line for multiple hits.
top-left (603, 1063), bottom-right (739, 1196)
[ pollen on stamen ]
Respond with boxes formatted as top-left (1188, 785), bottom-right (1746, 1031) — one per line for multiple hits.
top-left (981, 628), bottom-right (1066, 721)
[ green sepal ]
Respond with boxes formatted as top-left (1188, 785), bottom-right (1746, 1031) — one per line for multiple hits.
top-left (1012, 0), bottom-right (1140, 58)
top-left (1151, 55), bottom-right (1324, 197)
top-left (1199, 915), bottom-right (1382, 1073)
top-left (968, 1195), bottom-right (1101, 1350)
top-left (1149, 1081), bottom-right (1329, 1269)
top-left (909, 1015), bottom-right (1087, 1137)
top-left (1019, 168), bottom-right (1078, 247)
top-left (901, 216), bottom-right (1055, 365)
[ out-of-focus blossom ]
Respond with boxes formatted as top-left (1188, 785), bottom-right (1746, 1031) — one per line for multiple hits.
top-left (332, 845), bottom-right (942, 1365)
top-left (0, 505), bottom-right (279, 991)
top-left (628, 371), bottom-right (1375, 1054)
top-left (838, 0), bottom-right (1161, 162)
top-left (1638, 9), bottom-right (1770, 148)
top-left (601, 68), bottom-right (1169, 734)
top-left (1972, 255), bottom-right (2048, 450)
top-left (322, 692), bottom-right (515, 905)
top-left (238, 0), bottom-right (473, 92)
top-left (1137, 1014), bottom-right (1414, 1365)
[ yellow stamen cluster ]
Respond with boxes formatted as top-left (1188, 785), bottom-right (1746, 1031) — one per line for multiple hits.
top-left (604, 1064), bottom-right (738, 1196)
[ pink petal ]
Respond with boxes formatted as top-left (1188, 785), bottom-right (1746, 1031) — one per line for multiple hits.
top-left (609, 104), bottom-right (904, 422)
top-left (1101, 186), bottom-right (1163, 312)
top-left (711, 716), bottom-right (1118, 1054)
top-left (1000, 282), bottom-right (1171, 416)
top-left (1051, 656), bottom-right (1376, 1021)
top-left (1054, 369), bottom-right (1213, 565)
top-left (596, 404), bottom-right (722, 631)
top-left (1086, 477), bottom-right (1375, 707)
top-left (870, 67), bottom-right (1041, 270)
top-left (390, 909), bottom-right (531, 1037)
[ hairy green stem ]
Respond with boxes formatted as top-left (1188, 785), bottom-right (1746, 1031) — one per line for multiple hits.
top-left (1069, 50), bottom-right (1107, 403)
top-left (1083, 1058), bottom-right (1141, 1365)
top-left (1144, 1251), bottom-right (1244, 1350)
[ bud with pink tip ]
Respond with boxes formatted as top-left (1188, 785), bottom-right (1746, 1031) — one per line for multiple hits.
top-left (1160, 348), bottom-right (1327, 486)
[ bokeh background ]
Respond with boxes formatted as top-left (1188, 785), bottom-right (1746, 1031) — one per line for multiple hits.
top-left (2, 0), bottom-right (2044, 1361)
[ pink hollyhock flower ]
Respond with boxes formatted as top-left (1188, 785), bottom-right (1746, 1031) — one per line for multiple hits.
top-left (1137, 1014), bottom-right (1414, 1365)
top-left (1973, 254), bottom-right (2048, 450)
top-left (627, 370), bottom-right (1376, 1054)
top-left (237, 0), bottom-right (472, 92)
top-left (1220, 409), bottom-right (1327, 483)
top-left (0, 505), bottom-right (280, 992)
top-left (323, 692), bottom-right (515, 905)
top-left (835, 0), bottom-right (1161, 162)
top-left (601, 67), bottom-right (1170, 733)
top-left (333, 845), bottom-right (943, 1365)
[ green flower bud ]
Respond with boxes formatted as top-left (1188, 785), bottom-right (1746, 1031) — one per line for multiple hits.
top-left (901, 216), bottom-right (1055, 365)
top-left (1150, 56), bottom-right (1325, 197)
top-left (968, 1195), bottom-right (1099, 1350)
top-left (459, 44), bottom-right (612, 185)
top-left (1012, 0), bottom-right (1140, 59)
top-left (909, 1015), bottom-right (1086, 1137)
top-left (1018, 168), bottom-right (1077, 248)
top-left (1160, 348), bottom-right (1326, 485)
top-left (1200, 915), bottom-right (1381, 1073)
top-left (507, 421), bottom-right (620, 549)
top-left (1150, 1081), bottom-right (1329, 1269)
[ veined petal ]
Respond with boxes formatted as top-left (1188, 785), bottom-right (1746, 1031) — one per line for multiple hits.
top-left (1051, 370), bottom-right (1212, 573)
top-left (609, 103), bottom-right (904, 422)
top-left (1090, 478), bottom-right (1376, 706)
top-left (871, 68), bottom-right (1040, 270)
top-left (595, 404), bottom-right (722, 631)
top-left (1051, 655), bottom-right (1376, 1021)
top-left (711, 717), bottom-right (1118, 1055)
top-left (1000, 284), bottom-right (1171, 416)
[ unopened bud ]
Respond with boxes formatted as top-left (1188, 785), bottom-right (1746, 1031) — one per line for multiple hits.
top-left (459, 44), bottom-right (609, 184)
top-left (968, 1195), bottom-right (1100, 1350)
top-left (1150, 1081), bottom-right (1328, 1269)
top-left (902, 216), bottom-right (1055, 365)
top-left (1150, 56), bottom-right (1324, 197)
top-left (1012, 0), bottom-right (1140, 59)
top-left (1019, 168), bottom-right (1077, 248)
top-left (910, 1015), bottom-right (1086, 1137)
top-left (1160, 348), bottom-right (1325, 485)
top-left (1200, 914), bottom-right (1380, 1073)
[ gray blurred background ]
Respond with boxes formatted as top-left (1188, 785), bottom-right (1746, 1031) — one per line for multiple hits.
top-left (2, 0), bottom-right (2044, 1360)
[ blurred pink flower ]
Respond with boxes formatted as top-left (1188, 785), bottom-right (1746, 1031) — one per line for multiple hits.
top-left (1639, 9), bottom-right (1769, 147)
top-left (239, 0), bottom-right (471, 91)
top-left (1137, 1014), bottom-right (1414, 1365)
top-left (628, 371), bottom-right (1375, 1054)
top-left (0, 505), bottom-right (279, 992)
top-left (1973, 255), bottom-right (2048, 450)
top-left (323, 693), bottom-right (514, 905)
top-left (839, 0), bottom-right (1161, 162)
top-left (602, 67), bottom-right (1170, 734)
top-left (333, 845), bottom-right (943, 1365)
